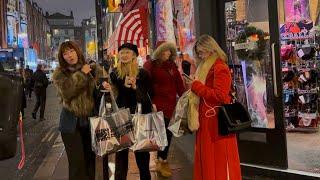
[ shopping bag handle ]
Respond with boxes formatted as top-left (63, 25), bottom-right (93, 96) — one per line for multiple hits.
top-left (106, 68), bottom-right (119, 112)
top-left (98, 91), bottom-right (120, 117)
top-left (110, 90), bottom-right (119, 112)
top-left (147, 93), bottom-right (157, 112)
top-left (134, 99), bottom-right (157, 115)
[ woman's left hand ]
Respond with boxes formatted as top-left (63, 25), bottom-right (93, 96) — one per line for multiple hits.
top-left (130, 77), bottom-right (137, 89)
top-left (102, 81), bottom-right (112, 92)
top-left (184, 75), bottom-right (195, 86)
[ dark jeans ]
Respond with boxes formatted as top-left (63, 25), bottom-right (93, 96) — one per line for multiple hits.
top-left (26, 86), bottom-right (33, 98)
top-left (61, 122), bottom-right (96, 180)
top-left (33, 89), bottom-right (46, 118)
top-left (158, 117), bottom-right (173, 160)
top-left (115, 148), bottom-right (151, 180)
top-left (103, 155), bottom-right (109, 180)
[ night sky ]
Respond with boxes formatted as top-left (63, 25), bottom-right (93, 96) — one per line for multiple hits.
top-left (32, 0), bottom-right (96, 26)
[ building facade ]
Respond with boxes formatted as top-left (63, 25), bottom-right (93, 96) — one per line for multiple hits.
top-left (81, 17), bottom-right (97, 60)
top-left (46, 12), bottom-right (75, 59)
top-left (26, 1), bottom-right (51, 66)
top-left (73, 26), bottom-right (84, 53)
top-left (0, 0), bottom-right (7, 49)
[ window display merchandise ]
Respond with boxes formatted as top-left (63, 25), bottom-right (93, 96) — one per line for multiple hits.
top-left (281, 27), bottom-right (319, 132)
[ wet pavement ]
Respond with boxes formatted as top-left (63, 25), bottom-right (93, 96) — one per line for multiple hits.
top-left (0, 84), bottom-right (61, 180)
top-left (0, 85), bottom-right (193, 180)
top-left (1, 85), bottom-right (320, 179)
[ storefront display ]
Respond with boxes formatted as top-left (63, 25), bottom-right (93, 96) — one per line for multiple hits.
top-left (155, 0), bottom-right (176, 44)
top-left (18, 0), bottom-right (28, 49)
top-left (222, 0), bottom-right (320, 177)
top-left (281, 25), bottom-right (319, 131)
top-left (285, 0), bottom-right (311, 22)
top-left (279, 0), bottom-right (320, 132)
top-left (6, 0), bottom-right (18, 47)
top-left (172, 0), bottom-right (196, 54)
top-left (24, 48), bottom-right (37, 70)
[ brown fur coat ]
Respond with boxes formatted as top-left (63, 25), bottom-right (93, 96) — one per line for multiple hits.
top-left (52, 64), bottom-right (106, 117)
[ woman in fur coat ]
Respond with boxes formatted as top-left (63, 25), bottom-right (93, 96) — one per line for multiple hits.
top-left (52, 41), bottom-right (108, 180)
top-left (143, 42), bottom-right (185, 177)
top-left (185, 35), bottom-right (241, 180)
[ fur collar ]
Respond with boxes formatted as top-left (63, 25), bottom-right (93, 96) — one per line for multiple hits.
top-left (188, 55), bottom-right (218, 132)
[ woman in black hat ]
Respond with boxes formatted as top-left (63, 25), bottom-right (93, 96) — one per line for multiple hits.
top-left (104, 43), bottom-right (152, 180)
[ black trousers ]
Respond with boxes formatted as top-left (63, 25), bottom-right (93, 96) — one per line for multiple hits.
top-left (33, 89), bottom-right (46, 118)
top-left (158, 118), bottom-right (173, 160)
top-left (103, 155), bottom-right (109, 180)
top-left (26, 86), bottom-right (32, 98)
top-left (61, 122), bottom-right (96, 180)
top-left (115, 148), bottom-right (151, 180)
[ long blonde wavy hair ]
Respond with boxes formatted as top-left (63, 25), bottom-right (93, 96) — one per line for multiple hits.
top-left (193, 35), bottom-right (227, 65)
top-left (116, 52), bottom-right (139, 79)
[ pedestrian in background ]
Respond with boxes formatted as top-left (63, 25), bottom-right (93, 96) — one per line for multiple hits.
top-left (144, 42), bottom-right (185, 178)
top-left (52, 41), bottom-right (109, 180)
top-left (25, 65), bottom-right (34, 98)
top-left (102, 49), bottom-right (114, 72)
top-left (32, 64), bottom-right (48, 121)
top-left (185, 35), bottom-right (241, 180)
top-left (0, 62), bottom-right (4, 72)
top-left (103, 43), bottom-right (152, 180)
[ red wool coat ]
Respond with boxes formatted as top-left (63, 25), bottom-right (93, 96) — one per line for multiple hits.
top-left (191, 59), bottom-right (241, 180)
top-left (144, 60), bottom-right (185, 119)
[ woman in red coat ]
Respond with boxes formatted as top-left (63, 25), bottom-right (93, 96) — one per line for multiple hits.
top-left (144, 42), bottom-right (185, 177)
top-left (186, 35), bottom-right (241, 180)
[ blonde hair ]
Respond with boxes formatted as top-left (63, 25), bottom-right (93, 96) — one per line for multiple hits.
top-left (116, 54), bottom-right (139, 79)
top-left (193, 35), bottom-right (227, 64)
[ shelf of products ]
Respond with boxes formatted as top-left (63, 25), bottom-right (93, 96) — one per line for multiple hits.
top-left (281, 34), bottom-right (320, 132)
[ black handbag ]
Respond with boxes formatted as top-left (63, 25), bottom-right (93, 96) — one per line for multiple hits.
top-left (218, 102), bottom-right (252, 136)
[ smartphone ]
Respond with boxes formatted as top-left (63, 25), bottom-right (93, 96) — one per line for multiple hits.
top-left (182, 73), bottom-right (192, 80)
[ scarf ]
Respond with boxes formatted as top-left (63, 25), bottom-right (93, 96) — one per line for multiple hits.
top-left (188, 55), bottom-right (218, 132)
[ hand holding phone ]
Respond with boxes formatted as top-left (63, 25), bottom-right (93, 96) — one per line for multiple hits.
top-left (182, 73), bottom-right (192, 80)
top-left (182, 73), bottom-right (194, 84)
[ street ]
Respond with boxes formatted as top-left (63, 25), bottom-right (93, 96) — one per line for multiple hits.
top-left (0, 84), bottom-right (60, 180)
top-left (0, 85), bottom-right (193, 180)
top-left (1, 85), bottom-right (319, 179)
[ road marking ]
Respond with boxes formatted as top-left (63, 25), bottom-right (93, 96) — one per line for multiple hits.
top-left (47, 132), bottom-right (55, 142)
top-left (41, 128), bottom-right (54, 142)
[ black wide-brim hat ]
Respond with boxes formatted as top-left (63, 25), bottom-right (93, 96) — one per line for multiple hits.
top-left (118, 43), bottom-right (139, 56)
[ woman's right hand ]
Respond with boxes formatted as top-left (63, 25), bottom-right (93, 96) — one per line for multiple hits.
top-left (81, 64), bottom-right (92, 74)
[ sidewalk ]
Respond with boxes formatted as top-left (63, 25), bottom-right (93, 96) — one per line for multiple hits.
top-left (33, 135), bottom-right (194, 180)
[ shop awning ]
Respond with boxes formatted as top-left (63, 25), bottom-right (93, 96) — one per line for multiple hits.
top-left (107, 8), bottom-right (148, 54)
